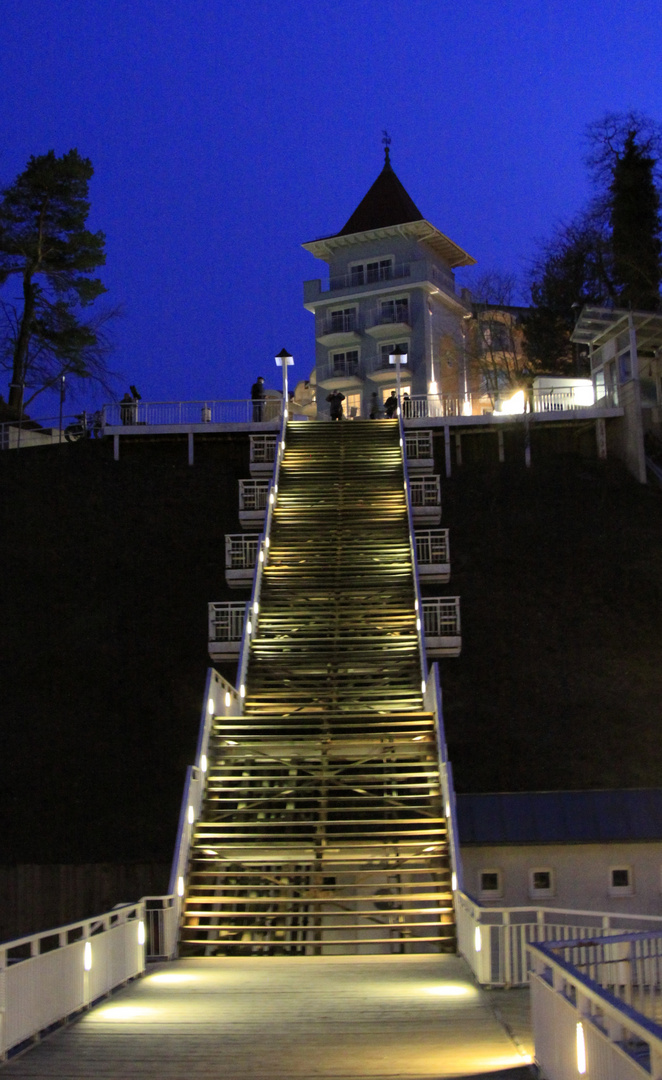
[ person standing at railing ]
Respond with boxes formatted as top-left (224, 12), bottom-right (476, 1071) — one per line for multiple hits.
top-left (384, 390), bottom-right (398, 418)
top-left (402, 392), bottom-right (412, 418)
top-left (120, 392), bottom-right (136, 424)
top-left (251, 376), bottom-right (266, 422)
top-left (327, 389), bottom-right (345, 420)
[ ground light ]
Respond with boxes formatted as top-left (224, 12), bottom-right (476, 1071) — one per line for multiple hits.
top-left (576, 1021), bottom-right (587, 1074)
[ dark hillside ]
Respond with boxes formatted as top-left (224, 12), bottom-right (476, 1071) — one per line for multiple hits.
top-left (2, 434), bottom-right (662, 868)
top-left (438, 452), bottom-right (662, 793)
top-left (0, 435), bottom-right (247, 863)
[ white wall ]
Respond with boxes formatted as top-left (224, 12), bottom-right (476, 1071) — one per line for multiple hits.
top-left (461, 842), bottom-right (662, 915)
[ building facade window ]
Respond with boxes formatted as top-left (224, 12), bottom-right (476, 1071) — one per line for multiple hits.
top-left (609, 866), bottom-right (634, 897)
top-left (380, 297), bottom-right (409, 325)
top-left (479, 869), bottom-right (502, 899)
top-left (328, 307), bottom-right (357, 333)
top-left (380, 340), bottom-right (409, 365)
top-left (529, 868), bottom-right (555, 899)
top-left (350, 258), bottom-right (393, 286)
top-left (330, 350), bottom-right (359, 377)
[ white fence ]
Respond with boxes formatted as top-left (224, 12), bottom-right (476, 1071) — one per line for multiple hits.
top-left (456, 890), bottom-right (662, 988)
top-left (405, 429), bottom-right (433, 464)
top-left (416, 529), bottom-right (449, 568)
top-left (0, 902), bottom-right (145, 1060)
top-left (225, 534), bottom-right (259, 571)
top-left (238, 479), bottom-right (270, 512)
top-left (409, 475), bottom-right (441, 507)
top-left (103, 399), bottom-right (283, 427)
top-left (529, 932), bottom-right (662, 1080)
top-left (208, 602), bottom-right (246, 643)
top-left (422, 598), bottom-right (461, 637)
top-left (249, 433), bottom-right (277, 465)
top-left (403, 390), bottom-right (619, 420)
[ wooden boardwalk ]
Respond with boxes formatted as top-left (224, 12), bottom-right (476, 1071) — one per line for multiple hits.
top-left (3, 955), bottom-right (534, 1079)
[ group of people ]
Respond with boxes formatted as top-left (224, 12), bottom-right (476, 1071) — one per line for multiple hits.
top-left (251, 376), bottom-right (409, 422)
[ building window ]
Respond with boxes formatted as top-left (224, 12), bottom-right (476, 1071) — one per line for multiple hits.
top-left (529, 868), bottom-right (555, 899)
top-left (330, 350), bottom-right (359, 377)
top-left (345, 391), bottom-right (361, 419)
top-left (479, 869), bottom-right (502, 899)
top-left (328, 307), bottom-right (357, 333)
top-left (350, 258), bottom-right (393, 286)
top-left (380, 340), bottom-right (409, 365)
top-left (609, 867), bottom-right (633, 896)
top-left (380, 297), bottom-right (409, 325)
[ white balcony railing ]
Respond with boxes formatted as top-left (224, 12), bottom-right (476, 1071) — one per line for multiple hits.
top-left (238, 479), bottom-right (269, 513)
top-left (225, 533), bottom-right (259, 571)
top-left (405, 429), bottom-right (433, 466)
top-left (102, 399), bottom-right (284, 427)
top-left (422, 597), bottom-right (460, 638)
top-left (410, 475), bottom-right (441, 507)
top-left (208, 602), bottom-right (246, 654)
top-left (327, 261), bottom-right (412, 291)
top-left (416, 529), bottom-right (449, 569)
top-left (529, 932), bottom-right (662, 1079)
top-left (403, 389), bottom-right (621, 421)
top-left (249, 433), bottom-right (277, 468)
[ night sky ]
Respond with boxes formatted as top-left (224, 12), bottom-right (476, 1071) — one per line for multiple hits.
top-left (4, 0), bottom-right (662, 417)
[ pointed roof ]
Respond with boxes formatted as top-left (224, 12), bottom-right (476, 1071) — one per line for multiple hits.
top-left (337, 150), bottom-right (424, 234)
top-left (303, 148), bottom-right (475, 269)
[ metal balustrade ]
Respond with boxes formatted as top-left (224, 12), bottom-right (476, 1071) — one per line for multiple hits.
top-left (405, 429), bottom-right (433, 470)
top-left (415, 530), bottom-right (450, 583)
top-left (208, 602), bottom-right (247, 656)
top-left (102, 399), bottom-right (283, 427)
top-left (0, 902), bottom-right (145, 1060)
top-left (327, 261), bottom-right (411, 291)
top-left (249, 434), bottom-right (277, 476)
top-left (529, 932), bottom-right (662, 1079)
top-left (409, 476), bottom-right (441, 526)
top-left (422, 598), bottom-right (461, 657)
top-left (224, 534), bottom-right (259, 588)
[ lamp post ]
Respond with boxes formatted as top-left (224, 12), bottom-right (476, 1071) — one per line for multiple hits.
top-left (461, 312), bottom-right (472, 416)
top-left (388, 344), bottom-right (408, 415)
top-left (275, 348), bottom-right (294, 418)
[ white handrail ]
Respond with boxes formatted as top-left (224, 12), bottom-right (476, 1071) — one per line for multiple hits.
top-left (424, 663), bottom-right (463, 897)
top-left (167, 668), bottom-right (242, 946)
top-left (398, 411), bottom-right (427, 690)
top-left (0, 902), bottom-right (145, 1060)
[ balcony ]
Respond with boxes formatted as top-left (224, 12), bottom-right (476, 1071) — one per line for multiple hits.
top-left (423, 598), bottom-right (461, 657)
top-left (415, 529), bottom-right (450, 583)
top-left (405, 430), bottom-right (433, 472)
top-left (249, 434), bottom-right (277, 476)
top-left (238, 479), bottom-right (269, 528)
top-left (317, 356), bottom-right (363, 391)
top-left (328, 261), bottom-right (412, 291)
top-left (317, 313), bottom-right (362, 347)
top-left (225, 533), bottom-right (259, 588)
top-left (409, 476), bottom-right (441, 526)
top-left (208, 602), bottom-right (246, 659)
top-left (365, 307), bottom-right (411, 340)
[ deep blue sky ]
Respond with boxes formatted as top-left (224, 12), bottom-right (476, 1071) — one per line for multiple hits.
top-left (4, 0), bottom-right (662, 415)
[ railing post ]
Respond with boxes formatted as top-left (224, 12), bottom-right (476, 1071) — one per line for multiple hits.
top-left (503, 911), bottom-right (512, 988)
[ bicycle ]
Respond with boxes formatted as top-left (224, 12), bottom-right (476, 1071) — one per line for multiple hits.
top-left (64, 411), bottom-right (103, 442)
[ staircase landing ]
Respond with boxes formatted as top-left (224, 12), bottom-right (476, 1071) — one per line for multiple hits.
top-left (1, 955), bottom-right (534, 1079)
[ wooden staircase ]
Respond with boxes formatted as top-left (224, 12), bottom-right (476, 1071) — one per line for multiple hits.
top-left (179, 420), bottom-right (455, 954)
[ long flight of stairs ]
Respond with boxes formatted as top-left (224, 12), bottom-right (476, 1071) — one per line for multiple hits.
top-left (180, 420), bottom-right (455, 954)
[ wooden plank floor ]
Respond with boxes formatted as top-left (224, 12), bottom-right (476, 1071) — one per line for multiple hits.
top-left (3, 955), bottom-right (534, 1079)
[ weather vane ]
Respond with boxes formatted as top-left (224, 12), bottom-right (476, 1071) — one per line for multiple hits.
top-left (382, 130), bottom-right (391, 163)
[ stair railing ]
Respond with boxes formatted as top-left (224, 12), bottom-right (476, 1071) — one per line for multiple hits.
top-left (424, 662), bottom-right (463, 896)
top-left (398, 411), bottom-right (428, 694)
top-left (168, 666), bottom-right (242, 953)
top-left (235, 407), bottom-right (288, 705)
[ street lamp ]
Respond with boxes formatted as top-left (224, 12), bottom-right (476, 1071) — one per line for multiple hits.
top-left (461, 312), bottom-right (472, 416)
top-left (275, 348), bottom-right (294, 417)
top-left (388, 345), bottom-right (408, 415)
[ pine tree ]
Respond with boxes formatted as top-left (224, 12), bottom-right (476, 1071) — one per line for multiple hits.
top-left (0, 149), bottom-right (113, 413)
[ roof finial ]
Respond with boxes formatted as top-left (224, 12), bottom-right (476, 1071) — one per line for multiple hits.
top-left (382, 130), bottom-right (392, 166)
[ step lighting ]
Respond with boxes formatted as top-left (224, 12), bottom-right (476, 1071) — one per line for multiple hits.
top-left (204, 849), bottom-right (217, 856)
top-left (265, 536), bottom-right (270, 548)
top-left (445, 801), bottom-right (451, 818)
top-left (259, 549), bottom-right (264, 562)
top-left (240, 684), bottom-right (245, 698)
top-left (200, 754), bottom-right (208, 773)
top-left (269, 492), bottom-right (275, 505)
top-left (253, 601), bottom-right (259, 614)
top-left (138, 920), bottom-right (145, 946)
top-left (451, 873), bottom-right (457, 891)
top-left (84, 941), bottom-right (92, 970)
top-left (576, 1022), bottom-right (587, 1074)
top-left (415, 599), bottom-right (419, 612)
top-left (399, 438), bottom-right (403, 447)
top-left (177, 876), bottom-right (184, 897)
top-left (247, 620), bottom-right (252, 635)
top-left (225, 691), bottom-right (231, 708)
top-left (416, 618), bottom-right (421, 632)
top-left (188, 805), bottom-right (195, 825)
top-left (474, 927), bottom-right (482, 953)
top-left (421, 680), bottom-right (426, 693)
top-left (207, 698), bottom-right (215, 715)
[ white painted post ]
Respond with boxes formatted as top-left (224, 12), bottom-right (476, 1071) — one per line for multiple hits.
top-left (444, 425), bottom-right (451, 477)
